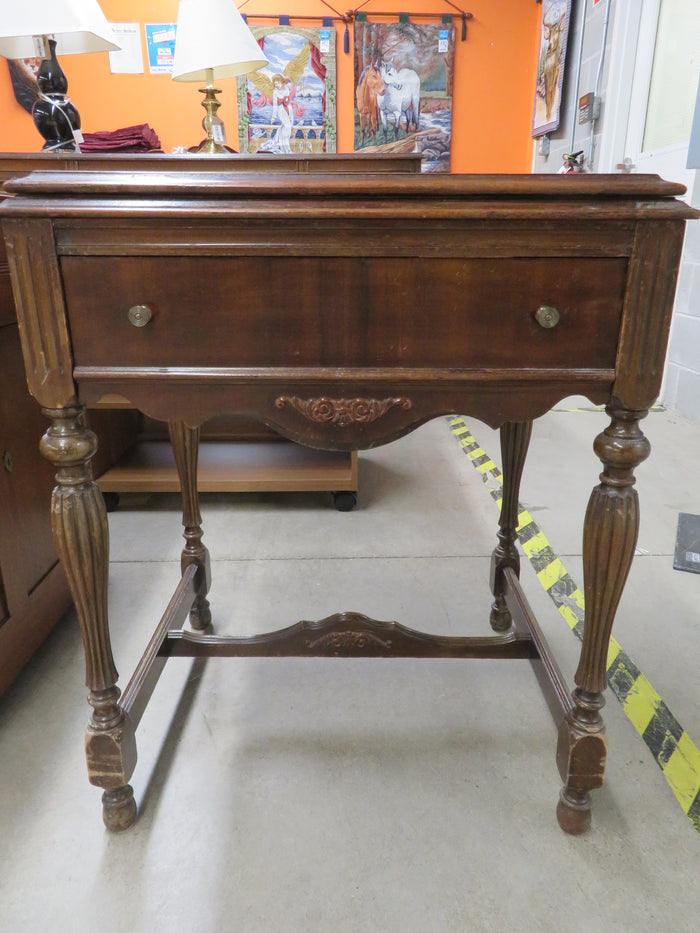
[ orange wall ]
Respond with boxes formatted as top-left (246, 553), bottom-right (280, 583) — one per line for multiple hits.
top-left (0, 1), bottom-right (540, 172)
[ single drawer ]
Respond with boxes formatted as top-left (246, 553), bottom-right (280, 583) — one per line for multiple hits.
top-left (61, 255), bottom-right (627, 370)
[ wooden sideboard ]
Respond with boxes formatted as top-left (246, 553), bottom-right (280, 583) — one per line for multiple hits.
top-left (2, 167), bottom-right (695, 835)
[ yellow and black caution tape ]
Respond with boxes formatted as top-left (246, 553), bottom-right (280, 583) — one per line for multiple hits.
top-left (448, 416), bottom-right (700, 834)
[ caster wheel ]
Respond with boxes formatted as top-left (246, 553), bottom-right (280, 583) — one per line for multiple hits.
top-left (102, 491), bottom-right (120, 512)
top-left (332, 491), bottom-right (357, 512)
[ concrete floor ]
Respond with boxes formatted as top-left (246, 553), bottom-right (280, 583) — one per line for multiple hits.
top-left (0, 400), bottom-right (698, 931)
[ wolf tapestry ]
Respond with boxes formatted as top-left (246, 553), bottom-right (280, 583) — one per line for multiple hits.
top-left (237, 26), bottom-right (337, 155)
top-left (354, 21), bottom-right (455, 172)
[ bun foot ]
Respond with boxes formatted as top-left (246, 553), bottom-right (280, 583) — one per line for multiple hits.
top-left (556, 788), bottom-right (591, 835)
top-left (102, 784), bottom-right (137, 832)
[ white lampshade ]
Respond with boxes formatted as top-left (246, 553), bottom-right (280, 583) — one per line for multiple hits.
top-left (172, 0), bottom-right (268, 83)
top-left (0, 0), bottom-right (120, 59)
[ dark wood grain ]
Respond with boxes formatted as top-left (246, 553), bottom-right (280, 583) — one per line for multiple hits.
top-left (3, 218), bottom-right (76, 410)
top-left (168, 422), bottom-right (211, 631)
top-left (161, 611), bottom-right (538, 659)
top-left (4, 168), bottom-right (688, 200)
top-left (0, 152), bottom-right (422, 191)
top-left (2, 166), bottom-right (696, 835)
top-left (0, 157), bottom-right (143, 698)
top-left (490, 422), bottom-right (533, 631)
top-left (121, 564), bottom-right (198, 729)
top-left (58, 254), bottom-right (627, 372)
top-left (613, 221), bottom-right (688, 409)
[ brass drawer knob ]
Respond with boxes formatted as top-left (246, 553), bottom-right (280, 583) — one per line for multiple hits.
top-left (535, 305), bottom-right (560, 329)
top-left (127, 304), bottom-right (152, 327)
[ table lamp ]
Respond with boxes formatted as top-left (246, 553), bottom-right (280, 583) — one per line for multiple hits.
top-left (0, 0), bottom-right (120, 152)
top-left (172, 0), bottom-right (268, 154)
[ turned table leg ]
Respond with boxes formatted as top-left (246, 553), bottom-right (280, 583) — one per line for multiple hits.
top-left (490, 421), bottom-right (533, 631)
top-left (556, 404), bottom-right (650, 834)
top-left (168, 422), bottom-right (212, 630)
top-left (41, 406), bottom-right (137, 832)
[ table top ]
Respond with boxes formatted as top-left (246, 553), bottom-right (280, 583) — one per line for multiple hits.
top-left (2, 168), bottom-right (693, 213)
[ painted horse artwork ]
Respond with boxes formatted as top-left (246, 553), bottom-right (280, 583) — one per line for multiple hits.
top-left (353, 21), bottom-right (455, 173)
top-left (356, 65), bottom-right (385, 145)
top-left (378, 61), bottom-right (421, 140)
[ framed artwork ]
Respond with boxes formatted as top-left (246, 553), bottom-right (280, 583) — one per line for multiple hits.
top-left (7, 59), bottom-right (41, 114)
top-left (237, 25), bottom-right (336, 154)
top-left (532, 0), bottom-right (572, 137)
top-left (353, 21), bottom-right (455, 172)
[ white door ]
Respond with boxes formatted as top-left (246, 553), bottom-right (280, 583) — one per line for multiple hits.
top-left (599, 0), bottom-right (700, 408)
top-left (602, 0), bottom-right (699, 198)
top-left (605, 0), bottom-right (700, 409)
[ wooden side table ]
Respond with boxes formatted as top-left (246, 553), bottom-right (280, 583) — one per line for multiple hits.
top-left (2, 168), bottom-right (696, 834)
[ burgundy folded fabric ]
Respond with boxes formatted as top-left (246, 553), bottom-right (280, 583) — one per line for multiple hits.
top-left (79, 123), bottom-right (161, 152)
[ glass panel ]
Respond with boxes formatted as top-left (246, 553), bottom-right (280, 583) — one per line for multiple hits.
top-left (643, 0), bottom-right (700, 151)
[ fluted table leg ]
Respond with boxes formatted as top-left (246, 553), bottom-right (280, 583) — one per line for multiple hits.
top-left (556, 404), bottom-right (650, 833)
top-left (41, 405), bottom-right (137, 832)
top-left (168, 422), bottom-right (212, 630)
top-left (489, 421), bottom-right (533, 631)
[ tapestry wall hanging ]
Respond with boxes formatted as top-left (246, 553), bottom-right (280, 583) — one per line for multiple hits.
top-left (532, 0), bottom-right (572, 137)
top-left (237, 25), bottom-right (337, 154)
top-left (7, 58), bottom-right (41, 114)
top-left (353, 21), bottom-right (455, 173)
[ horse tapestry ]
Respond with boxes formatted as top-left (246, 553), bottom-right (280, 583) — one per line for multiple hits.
top-left (532, 0), bottom-right (572, 137)
top-left (353, 21), bottom-right (455, 173)
top-left (237, 25), bottom-right (337, 155)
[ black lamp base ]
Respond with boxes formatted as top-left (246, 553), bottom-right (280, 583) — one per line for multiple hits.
top-left (33, 95), bottom-right (81, 151)
top-left (32, 39), bottom-right (81, 151)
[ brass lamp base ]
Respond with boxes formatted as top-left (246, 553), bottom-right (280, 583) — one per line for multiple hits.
top-left (196, 85), bottom-right (228, 154)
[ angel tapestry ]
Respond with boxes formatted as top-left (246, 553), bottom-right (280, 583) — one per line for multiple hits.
top-left (237, 25), bottom-right (337, 155)
top-left (354, 21), bottom-right (455, 172)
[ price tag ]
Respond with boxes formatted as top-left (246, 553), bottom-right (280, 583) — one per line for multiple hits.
top-left (212, 123), bottom-right (226, 144)
top-left (438, 29), bottom-right (449, 53)
top-left (72, 127), bottom-right (84, 144)
top-left (319, 29), bottom-right (330, 53)
top-left (33, 35), bottom-right (50, 58)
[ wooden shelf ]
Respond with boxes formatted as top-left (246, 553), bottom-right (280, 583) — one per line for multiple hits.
top-left (95, 441), bottom-right (358, 494)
